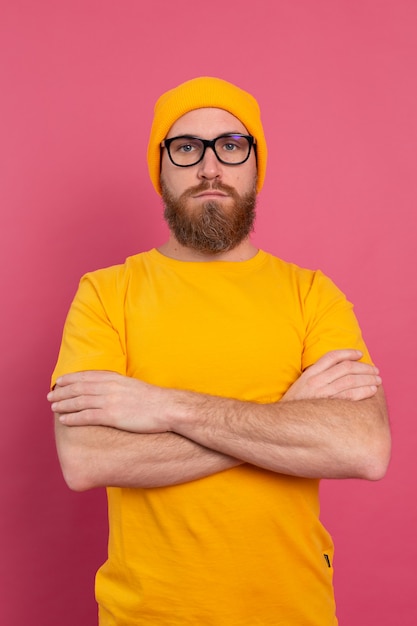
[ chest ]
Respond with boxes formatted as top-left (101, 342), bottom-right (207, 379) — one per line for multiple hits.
top-left (122, 270), bottom-right (307, 401)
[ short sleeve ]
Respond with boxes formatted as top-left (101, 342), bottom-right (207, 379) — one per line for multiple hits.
top-left (50, 269), bottom-right (127, 387)
top-left (301, 270), bottom-right (372, 370)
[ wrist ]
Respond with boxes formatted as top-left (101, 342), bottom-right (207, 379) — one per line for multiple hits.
top-left (154, 387), bottom-right (187, 433)
top-left (166, 388), bottom-right (204, 435)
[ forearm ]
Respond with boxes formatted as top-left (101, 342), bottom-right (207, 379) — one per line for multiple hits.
top-left (49, 356), bottom-right (390, 483)
top-left (168, 387), bottom-right (391, 480)
top-left (54, 416), bottom-right (241, 491)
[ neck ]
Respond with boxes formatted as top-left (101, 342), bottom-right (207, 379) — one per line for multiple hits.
top-left (157, 235), bottom-right (259, 262)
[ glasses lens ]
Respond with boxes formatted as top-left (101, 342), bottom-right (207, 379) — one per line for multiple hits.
top-left (167, 138), bottom-right (204, 166)
top-left (214, 135), bottom-right (251, 164)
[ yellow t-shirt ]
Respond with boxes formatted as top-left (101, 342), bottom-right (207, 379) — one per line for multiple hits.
top-left (52, 249), bottom-right (371, 625)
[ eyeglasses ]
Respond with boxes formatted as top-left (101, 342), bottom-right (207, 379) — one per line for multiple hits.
top-left (161, 134), bottom-right (256, 168)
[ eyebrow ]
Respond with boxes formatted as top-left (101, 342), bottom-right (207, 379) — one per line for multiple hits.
top-left (166, 130), bottom-right (248, 139)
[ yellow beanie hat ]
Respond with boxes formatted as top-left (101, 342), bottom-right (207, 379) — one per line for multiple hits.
top-left (147, 76), bottom-right (267, 195)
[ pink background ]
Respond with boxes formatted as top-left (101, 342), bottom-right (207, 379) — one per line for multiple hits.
top-left (1, 1), bottom-right (415, 624)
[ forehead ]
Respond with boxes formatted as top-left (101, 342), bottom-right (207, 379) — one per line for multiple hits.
top-left (166, 107), bottom-right (249, 139)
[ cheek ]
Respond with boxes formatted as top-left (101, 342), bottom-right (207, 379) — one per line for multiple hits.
top-left (160, 168), bottom-right (179, 195)
top-left (161, 159), bottom-right (195, 193)
top-left (235, 156), bottom-right (257, 190)
top-left (247, 154), bottom-right (258, 180)
top-left (234, 167), bottom-right (257, 194)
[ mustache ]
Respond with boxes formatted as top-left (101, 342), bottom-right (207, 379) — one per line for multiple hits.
top-left (181, 181), bottom-right (239, 200)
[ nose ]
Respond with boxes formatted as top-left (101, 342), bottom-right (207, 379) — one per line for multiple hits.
top-left (197, 146), bottom-right (223, 181)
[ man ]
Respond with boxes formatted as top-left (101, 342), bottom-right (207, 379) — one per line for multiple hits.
top-left (48, 77), bottom-right (390, 625)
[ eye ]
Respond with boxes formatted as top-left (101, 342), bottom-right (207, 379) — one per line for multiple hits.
top-left (218, 135), bottom-right (246, 153)
top-left (178, 143), bottom-right (195, 153)
top-left (170, 138), bottom-right (202, 154)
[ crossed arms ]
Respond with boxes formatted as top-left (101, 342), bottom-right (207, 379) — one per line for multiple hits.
top-left (48, 349), bottom-right (391, 491)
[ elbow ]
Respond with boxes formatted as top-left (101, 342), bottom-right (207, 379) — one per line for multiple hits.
top-left (360, 457), bottom-right (390, 482)
top-left (357, 432), bottom-right (392, 482)
top-left (60, 462), bottom-right (96, 492)
top-left (55, 417), bottom-right (100, 491)
top-left (58, 451), bottom-right (97, 492)
top-left (55, 436), bottom-right (97, 492)
top-left (356, 391), bottom-right (392, 481)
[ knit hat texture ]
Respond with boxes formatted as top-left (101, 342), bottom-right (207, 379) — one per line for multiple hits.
top-left (147, 76), bottom-right (267, 195)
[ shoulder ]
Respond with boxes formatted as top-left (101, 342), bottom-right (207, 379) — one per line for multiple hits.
top-left (78, 250), bottom-right (154, 293)
top-left (260, 250), bottom-right (337, 293)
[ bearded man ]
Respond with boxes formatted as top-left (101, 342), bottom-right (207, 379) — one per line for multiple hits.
top-left (48, 77), bottom-right (390, 625)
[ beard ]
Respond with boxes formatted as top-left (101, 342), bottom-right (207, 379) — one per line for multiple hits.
top-left (161, 179), bottom-right (257, 254)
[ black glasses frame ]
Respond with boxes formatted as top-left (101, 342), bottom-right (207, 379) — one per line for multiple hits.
top-left (160, 134), bottom-right (256, 168)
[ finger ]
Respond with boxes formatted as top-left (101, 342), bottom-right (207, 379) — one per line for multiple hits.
top-left (331, 385), bottom-right (379, 401)
top-left (51, 393), bottom-right (103, 415)
top-left (48, 378), bottom-right (118, 403)
top-left (54, 370), bottom-right (120, 387)
top-left (57, 408), bottom-right (104, 426)
top-left (326, 373), bottom-right (382, 395)
top-left (48, 385), bottom-right (79, 402)
top-left (304, 350), bottom-right (363, 376)
top-left (319, 361), bottom-right (380, 386)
